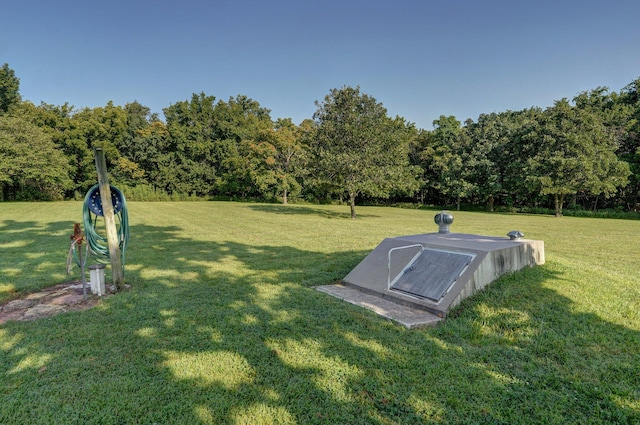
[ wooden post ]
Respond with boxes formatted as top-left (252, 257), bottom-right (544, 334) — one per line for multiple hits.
top-left (94, 148), bottom-right (124, 290)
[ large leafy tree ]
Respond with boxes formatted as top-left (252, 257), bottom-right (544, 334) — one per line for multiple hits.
top-left (420, 116), bottom-right (474, 210)
top-left (163, 92), bottom-right (218, 195)
top-left (109, 101), bottom-right (164, 187)
top-left (617, 78), bottom-right (640, 211)
top-left (14, 101), bottom-right (90, 196)
top-left (0, 63), bottom-right (21, 114)
top-left (61, 102), bottom-right (129, 192)
top-left (0, 115), bottom-right (72, 200)
top-left (465, 112), bottom-right (513, 211)
top-left (211, 95), bottom-right (273, 197)
top-left (117, 101), bottom-right (153, 164)
top-left (160, 93), bottom-right (273, 197)
top-left (473, 108), bottom-right (546, 210)
top-left (121, 119), bottom-right (171, 190)
top-left (310, 86), bottom-right (420, 218)
top-left (248, 118), bottom-right (306, 204)
top-left (572, 86), bottom-right (636, 210)
top-left (574, 81), bottom-right (640, 211)
top-left (526, 99), bottom-right (630, 216)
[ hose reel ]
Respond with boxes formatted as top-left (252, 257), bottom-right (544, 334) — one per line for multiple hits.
top-left (82, 184), bottom-right (129, 270)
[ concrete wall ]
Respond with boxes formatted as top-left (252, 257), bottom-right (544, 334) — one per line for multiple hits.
top-left (449, 240), bottom-right (545, 309)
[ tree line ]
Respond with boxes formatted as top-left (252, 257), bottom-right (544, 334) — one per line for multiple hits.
top-left (1, 63), bottom-right (638, 217)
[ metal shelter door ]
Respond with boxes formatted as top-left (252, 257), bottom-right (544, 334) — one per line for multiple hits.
top-left (390, 249), bottom-right (473, 301)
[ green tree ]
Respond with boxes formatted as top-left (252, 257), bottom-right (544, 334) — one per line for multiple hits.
top-left (408, 129), bottom-right (431, 204)
top-left (574, 80), bottom-right (640, 212)
top-left (0, 115), bottom-right (72, 200)
top-left (616, 78), bottom-right (640, 211)
top-left (121, 120), bottom-right (171, 191)
top-left (572, 86), bottom-right (637, 210)
top-left (161, 93), bottom-right (273, 197)
top-left (248, 118), bottom-right (306, 204)
top-left (59, 102), bottom-right (129, 192)
top-left (162, 92), bottom-right (218, 195)
top-left (310, 86), bottom-right (420, 218)
top-left (11, 101), bottom-right (86, 197)
top-left (464, 109), bottom-right (545, 211)
top-left (109, 101), bottom-right (163, 187)
top-left (422, 116), bottom-right (474, 210)
top-left (464, 114), bottom-right (504, 211)
top-left (0, 63), bottom-right (21, 114)
top-left (526, 99), bottom-right (630, 216)
top-left (211, 95), bottom-right (273, 197)
top-left (117, 101), bottom-right (154, 165)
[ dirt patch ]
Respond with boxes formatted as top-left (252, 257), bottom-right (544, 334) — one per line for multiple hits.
top-left (0, 282), bottom-right (105, 325)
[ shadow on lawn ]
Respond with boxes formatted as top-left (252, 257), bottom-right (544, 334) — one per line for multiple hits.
top-left (0, 219), bottom-right (77, 301)
top-left (1, 219), bottom-right (639, 424)
top-left (247, 204), bottom-right (380, 219)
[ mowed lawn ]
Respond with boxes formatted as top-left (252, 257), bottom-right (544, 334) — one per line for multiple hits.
top-left (0, 201), bottom-right (638, 424)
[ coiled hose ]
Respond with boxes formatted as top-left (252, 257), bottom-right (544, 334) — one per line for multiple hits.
top-left (82, 184), bottom-right (129, 271)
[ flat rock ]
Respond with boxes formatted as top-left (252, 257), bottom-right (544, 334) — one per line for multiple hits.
top-left (26, 292), bottom-right (51, 301)
top-left (22, 304), bottom-right (66, 321)
top-left (0, 282), bottom-right (106, 324)
top-left (3, 299), bottom-right (37, 312)
top-left (0, 309), bottom-right (26, 324)
top-left (49, 293), bottom-right (86, 306)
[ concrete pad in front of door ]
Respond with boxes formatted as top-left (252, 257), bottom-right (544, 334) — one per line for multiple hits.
top-left (316, 284), bottom-right (443, 329)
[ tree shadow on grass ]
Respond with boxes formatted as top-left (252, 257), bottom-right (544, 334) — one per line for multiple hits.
top-left (432, 265), bottom-right (640, 423)
top-left (1, 220), bottom-right (638, 424)
top-left (0, 219), bottom-right (78, 302)
top-left (247, 204), bottom-right (380, 219)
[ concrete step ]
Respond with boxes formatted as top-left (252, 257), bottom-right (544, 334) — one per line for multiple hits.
top-left (316, 284), bottom-right (443, 329)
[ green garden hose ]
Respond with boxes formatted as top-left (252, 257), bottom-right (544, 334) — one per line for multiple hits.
top-left (82, 184), bottom-right (130, 271)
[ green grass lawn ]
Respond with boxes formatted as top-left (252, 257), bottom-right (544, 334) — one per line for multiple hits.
top-left (1, 201), bottom-right (638, 424)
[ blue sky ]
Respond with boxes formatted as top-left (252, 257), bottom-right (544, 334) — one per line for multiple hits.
top-left (2, 0), bottom-right (639, 130)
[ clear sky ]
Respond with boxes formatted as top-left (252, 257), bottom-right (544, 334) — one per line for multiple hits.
top-left (2, 0), bottom-right (639, 130)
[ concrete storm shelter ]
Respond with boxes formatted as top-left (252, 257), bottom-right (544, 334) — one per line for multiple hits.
top-left (317, 212), bottom-right (545, 328)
